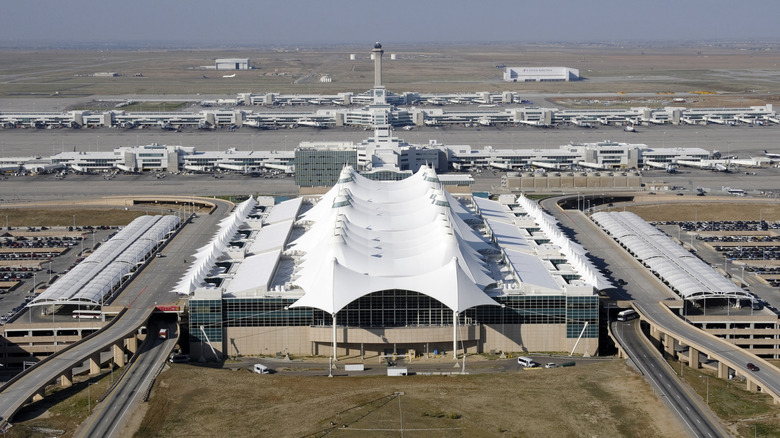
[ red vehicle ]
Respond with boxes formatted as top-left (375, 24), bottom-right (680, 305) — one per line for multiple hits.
top-left (747, 362), bottom-right (759, 372)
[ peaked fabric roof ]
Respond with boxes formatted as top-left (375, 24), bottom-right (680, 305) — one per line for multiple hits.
top-left (288, 166), bottom-right (498, 314)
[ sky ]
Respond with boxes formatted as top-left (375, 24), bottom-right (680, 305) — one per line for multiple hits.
top-left (1, 0), bottom-right (779, 48)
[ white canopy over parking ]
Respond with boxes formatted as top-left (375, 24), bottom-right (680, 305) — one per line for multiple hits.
top-left (592, 211), bottom-right (749, 300)
top-left (29, 215), bottom-right (180, 307)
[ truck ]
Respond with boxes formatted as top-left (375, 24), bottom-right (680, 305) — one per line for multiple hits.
top-left (158, 328), bottom-right (168, 339)
top-left (253, 363), bottom-right (271, 374)
top-left (387, 367), bottom-right (408, 376)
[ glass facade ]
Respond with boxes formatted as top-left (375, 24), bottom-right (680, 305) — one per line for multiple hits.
top-left (294, 149), bottom-right (358, 187)
top-left (197, 290), bottom-right (598, 340)
top-left (565, 296), bottom-right (599, 338)
top-left (190, 299), bottom-right (223, 343)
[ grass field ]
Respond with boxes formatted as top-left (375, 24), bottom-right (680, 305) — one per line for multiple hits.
top-left (130, 360), bottom-right (684, 438)
top-left (621, 199), bottom-right (780, 222)
top-left (0, 208), bottom-right (150, 228)
top-left (2, 44), bottom-right (780, 100)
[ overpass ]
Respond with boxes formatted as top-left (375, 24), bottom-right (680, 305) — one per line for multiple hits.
top-left (0, 306), bottom-right (170, 422)
top-left (0, 196), bottom-right (233, 426)
top-left (540, 195), bottom-right (780, 406)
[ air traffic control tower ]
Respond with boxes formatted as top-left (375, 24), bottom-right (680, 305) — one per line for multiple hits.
top-left (371, 42), bottom-right (387, 104)
top-left (372, 42), bottom-right (384, 88)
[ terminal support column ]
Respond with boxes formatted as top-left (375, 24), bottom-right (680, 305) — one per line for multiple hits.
top-left (332, 312), bottom-right (337, 362)
top-left (453, 311), bottom-right (458, 360)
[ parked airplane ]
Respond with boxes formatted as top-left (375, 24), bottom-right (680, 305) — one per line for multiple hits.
top-left (297, 118), bottom-right (326, 128)
top-left (222, 74), bottom-right (236, 78)
top-left (764, 150), bottom-right (780, 159)
top-left (624, 124), bottom-right (637, 133)
top-left (159, 121), bottom-right (177, 131)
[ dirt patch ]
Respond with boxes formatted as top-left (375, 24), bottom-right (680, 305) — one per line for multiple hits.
top-left (131, 360), bottom-right (684, 438)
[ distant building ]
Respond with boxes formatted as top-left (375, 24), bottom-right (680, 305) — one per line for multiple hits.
top-left (294, 126), bottom-right (447, 187)
top-left (504, 67), bottom-right (580, 82)
top-left (215, 58), bottom-right (250, 71)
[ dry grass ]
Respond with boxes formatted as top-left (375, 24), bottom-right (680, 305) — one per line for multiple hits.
top-left (3, 45), bottom-right (780, 98)
top-left (133, 360), bottom-right (685, 438)
top-left (0, 208), bottom-right (146, 227)
top-left (612, 199), bottom-right (780, 223)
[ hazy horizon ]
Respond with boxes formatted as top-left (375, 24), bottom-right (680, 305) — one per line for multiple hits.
top-left (2, 0), bottom-right (779, 49)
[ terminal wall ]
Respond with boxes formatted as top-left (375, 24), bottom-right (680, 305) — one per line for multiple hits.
top-left (223, 323), bottom-right (597, 358)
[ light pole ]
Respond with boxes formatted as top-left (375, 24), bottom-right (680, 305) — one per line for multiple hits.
top-left (72, 215), bottom-right (76, 228)
top-left (760, 208), bottom-right (773, 225)
top-left (699, 375), bottom-right (709, 405)
top-left (87, 381), bottom-right (96, 412)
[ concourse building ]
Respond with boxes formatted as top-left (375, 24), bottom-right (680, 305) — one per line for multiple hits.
top-left (185, 166), bottom-right (609, 361)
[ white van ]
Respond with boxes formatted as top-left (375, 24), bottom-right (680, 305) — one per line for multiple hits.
top-left (517, 356), bottom-right (538, 368)
top-left (253, 363), bottom-right (271, 374)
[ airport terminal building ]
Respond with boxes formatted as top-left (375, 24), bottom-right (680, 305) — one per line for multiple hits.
top-left (184, 167), bottom-right (609, 361)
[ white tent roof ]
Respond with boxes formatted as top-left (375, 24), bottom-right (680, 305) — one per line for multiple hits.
top-left (224, 250), bottom-right (282, 297)
top-left (289, 166), bottom-right (498, 314)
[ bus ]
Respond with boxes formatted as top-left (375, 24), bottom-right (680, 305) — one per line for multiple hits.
top-left (72, 309), bottom-right (102, 319)
top-left (616, 309), bottom-right (638, 321)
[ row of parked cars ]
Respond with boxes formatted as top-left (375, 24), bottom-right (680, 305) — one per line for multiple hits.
top-left (664, 220), bottom-right (779, 233)
top-left (713, 246), bottom-right (780, 261)
top-left (2, 236), bottom-right (83, 249)
top-left (1, 271), bottom-right (34, 282)
top-left (1, 295), bottom-right (34, 324)
top-left (697, 235), bottom-right (780, 243)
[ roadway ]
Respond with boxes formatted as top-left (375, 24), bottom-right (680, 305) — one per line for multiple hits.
top-left (613, 319), bottom-right (726, 438)
top-left (0, 198), bottom-right (232, 423)
top-left (75, 318), bottom-right (178, 438)
top-left (541, 197), bottom-right (780, 431)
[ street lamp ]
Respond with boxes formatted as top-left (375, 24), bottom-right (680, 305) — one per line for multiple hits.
top-left (699, 375), bottom-right (709, 405)
top-left (87, 381), bottom-right (97, 412)
top-left (760, 208), bottom-right (773, 225)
